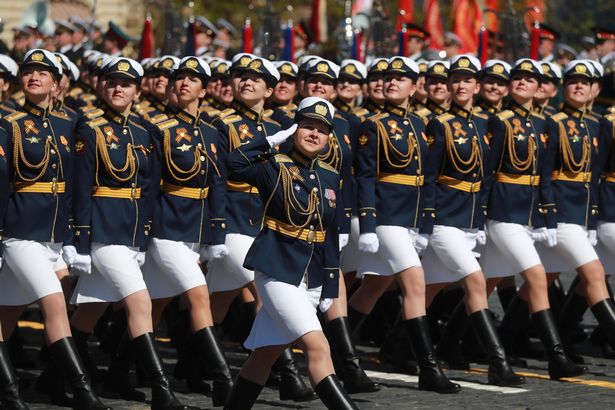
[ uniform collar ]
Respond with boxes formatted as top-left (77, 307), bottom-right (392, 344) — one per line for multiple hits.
top-left (449, 103), bottom-right (474, 120)
top-left (563, 103), bottom-right (585, 119)
top-left (290, 148), bottom-right (318, 170)
top-left (478, 99), bottom-right (499, 114)
top-left (333, 98), bottom-right (354, 113)
top-left (533, 103), bottom-right (546, 115)
top-left (508, 101), bottom-right (532, 119)
top-left (425, 99), bottom-right (447, 115)
top-left (385, 102), bottom-right (410, 118)
top-left (22, 99), bottom-right (50, 118)
top-left (105, 104), bottom-right (130, 126)
top-left (148, 96), bottom-right (166, 112)
top-left (410, 99), bottom-right (425, 111)
top-left (176, 109), bottom-right (201, 126)
top-left (279, 102), bottom-right (297, 112)
top-left (231, 100), bottom-right (263, 123)
top-left (362, 98), bottom-right (383, 113)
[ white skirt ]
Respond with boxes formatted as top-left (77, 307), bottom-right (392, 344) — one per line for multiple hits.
top-left (481, 220), bottom-right (543, 278)
top-left (422, 225), bottom-right (481, 285)
top-left (143, 238), bottom-right (206, 300)
top-left (596, 222), bottom-right (615, 275)
top-left (206, 233), bottom-right (255, 293)
top-left (244, 271), bottom-right (322, 349)
top-left (357, 225), bottom-right (422, 278)
top-left (0, 238), bottom-right (63, 306)
top-left (340, 217), bottom-right (361, 273)
top-left (536, 223), bottom-right (599, 273)
top-left (71, 243), bottom-right (147, 304)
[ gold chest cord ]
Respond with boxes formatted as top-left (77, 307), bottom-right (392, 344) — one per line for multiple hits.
top-left (504, 119), bottom-right (536, 172)
top-left (557, 121), bottom-right (590, 173)
top-left (12, 121), bottom-right (57, 182)
top-left (442, 120), bottom-right (482, 175)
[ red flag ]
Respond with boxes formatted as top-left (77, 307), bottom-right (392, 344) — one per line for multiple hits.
top-left (138, 16), bottom-right (154, 60)
top-left (530, 21), bottom-right (540, 60)
top-left (453, 0), bottom-right (484, 54)
top-left (242, 18), bottom-right (253, 54)
top-left (424, 0), bottom-right (444, 49)
top-left (477, 26), bottom-right (489, 65)
top-left (396, 0), bottom-right (414, 32)
top-left (484, 0), bottom-right (499, 32)
top-left (525, 0), bottom-right (545, 28)
top-left (310, 0), bottom-right (328, 43)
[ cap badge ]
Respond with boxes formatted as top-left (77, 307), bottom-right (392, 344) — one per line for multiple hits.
top-left (31, 52), bottom-right (44, 62)
top-left (186, 59), bottom-right (198, 69)
top-left (317, 62), bottom-right (329, 73)
top-left (315, 104), bottom-right (328, 116)
top-left (493, 64), bottom-right (504, 74)
top-left (118, 61), bottom-right (130, 72)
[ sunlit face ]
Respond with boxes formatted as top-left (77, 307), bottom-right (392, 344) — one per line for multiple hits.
top-left (56, 74), bottom-right (70, 98)
top-left (563, 77), bottom-right (592, 107)
top-left (447, 73), bottom-right (480, 106)
top-left (20, 66), bottom-right (58, 98)
top-left (232, 71), bottom-right (273, 104)
top-left (510, 73), bottom-right (539, 104)
top-left (294, 118), bottom-right (331, 158)
top-left (336, 77), bottom-right (362, 102)
top-left (152, 74), bottom-right (169, 99)
top-left (103, 76), bottom-right (140, 112)
top-left (304, 76), bottom-right (336, 101)
top-left (0, 77), bottom-right (10, 99)
top-left (414, 75), bottom-right (427, 101)
top-left (590, 81), bottom-right (601, 101)
top-left (219, 78), bottom-right (234, 106)
top-left (479, 76), bottom-right (509, 105)
top-left (272, 76), bottom-right (298, 105)
top-left (383, 74), bottom-right (416, 105)
top-left (426, 77), bottom-right (449, 105)
top-left (173, 73), bottom-right (206, 105)
top-left (534, 80), bottom-right (558, 102)
top-left (366, 74), bottom-right (385, 104)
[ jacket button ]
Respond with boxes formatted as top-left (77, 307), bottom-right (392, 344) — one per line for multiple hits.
top-left (43, 122), bottom-right (48, 128)
top-left (329, 273), bottom-right (335, 278)
top-left (257, 126), bottom-right (262, 131)
top-left (50, 149), bottom-right (56, 154)
top-left (52, 163), bottom-right (57, 169)
top-left (197, 143), bottom-right (202, 148)
top-left (309, 174), bottom-right (315, 179)
top-left (194, 130), bottom-right (199, 136)
top-left (200, 170), bottom-right (205, 175)
top-left (52, 177), bottom-right (57, 182)
top-left (200, 156), bottom-right (205, 161)
top-left (309, 225), bottom-right (314, 230)
top-left (122, 129), bottom-right (128, 135)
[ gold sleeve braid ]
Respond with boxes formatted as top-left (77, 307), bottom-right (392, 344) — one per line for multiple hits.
top-left (317, 133), bottom-right (341, 171)
top-left (442, 120), bottom-right (482, 175)
top-left (557, 121), bottom-right (590, 173)
top-left (12, 121), bottom-right (54, 182)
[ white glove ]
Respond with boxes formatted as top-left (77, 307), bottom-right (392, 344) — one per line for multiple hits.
top-left (588, 230), bottom-right (598, 246)
top-left (208, 244), bottom-right (229, 260)
top-left (476, 230), bottom-right (487, 246)
top-left (72, 254), bottom-right (92, 274)
top-left (136, 252), bottom-right (146, 267)
top-left (319, 298), bottom-right (333, 313)
top-left (414, 233), bottom-right (430, 253)
top-left (0, 256), bottom-right (3, 270)
top-left (358, 233), bottom-right (379, 253)
top-left (531, 227), bottom-right (549, 242)
top-left (545, 228), bottom-right (558, 247)
top-left (62, 245), bottom-right (78, 266)
top-left (266, 124), bottom-right (298, 147)
top-left (339, 234), bottom-right (349, 252)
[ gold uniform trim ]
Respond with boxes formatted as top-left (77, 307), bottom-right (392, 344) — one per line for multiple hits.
top-left (495, 172), bottom-right (541, 186)
top-left (92, 186), bottom-right (142, 200)
top-left (378, 172), bottom-right (424, 186)
top-left (603, 172), bottom-right (615, 183)
top-left (13, 181), bottom-right (66, 195)
top-left (264, 217), bottom-right (326, 244)
top-left (551, 171), bottom-right (592, 183)
top-left (227, 180), bottom-right (259, 194)
top-left (161, 181), bottom-right (209, 199)
top-left (437, 175), bottom-right (481, 192)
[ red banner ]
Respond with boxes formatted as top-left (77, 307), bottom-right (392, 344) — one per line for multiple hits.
top-left (424, 0), bottom-right (444, 49)
top-left (484, 0), bottom-right (499, 32)
top-left (453, 0), bottom-right (484, 53)
top-left (138, 17), bottom-right (154, 60)
top-left (310, 0), bottom-right (328, 43)
top-left (525, 0), bottom-right (545, 28)
top-left (396, 0), bottom-right (414, 32)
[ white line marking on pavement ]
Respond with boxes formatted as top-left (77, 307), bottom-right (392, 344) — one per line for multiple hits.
top-left (365, 370), bottom-right (528, 394)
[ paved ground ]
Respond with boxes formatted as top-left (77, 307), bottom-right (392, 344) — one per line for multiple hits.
top-left (12, 271), bottom-right (615, 409)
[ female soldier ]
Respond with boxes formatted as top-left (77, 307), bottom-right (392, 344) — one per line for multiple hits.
top-left (67, 56), bottom-right (193, 410)
top-left (420, 55), bottom-right (524, 386)
top-left (143, 56), bottom-right (233, 406)
top-left (224, 97), bottom-right (358, 410)
top-left (475, 60), bottom-right (511, 115)
top-left (349, 56), bottom-right (459, 394)
top-left (0, 49), bottom-right (108, 409)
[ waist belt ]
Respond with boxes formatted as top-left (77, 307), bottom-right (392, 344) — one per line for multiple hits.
top-left (162, 181), bottom-right (209, 199)
top-left (603, 172), bottom-right (615, 183)
top-left (264, 217), bottom-right (326, 244)
top-left (378, 173), bottom-right (424, 186)
top-left (437, 175), bottom-right (481, 193)
top-left (551, 171), bottom-right (592, 183)
top-left (496, 172), bottom-right (541, 186)
top-left (13, 181), bottom-right (65, 195)
top-left (92, 186), bottom-right (141, 200)
top-left (227, 180), bottom-right (259, 194)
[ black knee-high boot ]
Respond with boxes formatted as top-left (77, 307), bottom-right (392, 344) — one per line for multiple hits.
top-left (34, 354), bottom-right (72, 407)
top-left (435, 301), bottom-right (470, 370)
top-left (378, 314), bottom-right (418, 375)
top-left (531, 309), bottom-right (586, 380)
top-left (48, 337), bottom-right (110, 410)
top-left (404, 316), bottom-right (461, 394)
top-left (497, 284), bottom-right (517, 313)
top-left (0, 342), bottom-right (28, 410)
top-left (71, 326), bottom-right (101, 383)
top-left (314, 375), bottom-right (358, 410)
top-left (272, 348), bottom-right (315, 401)
top-left (192, 327), bottom-right (234, 406)
top-left (103, 331), bottom-right (146, 401)
top-left (223, 375), bottom-right (263, 410)
top-left (590, 299), bottom-right (615, 347)
top-left (325, 317), bottom-right (379, 394)
top-left (470, 310), bottom-right (525, 386)
top-left (548, 279), bottom-right (566, 319)
top-left (346, 306), bottom-right (367, 338)
top-left (558, 285), bottom-right (588, 364)
top-left (498, 296), bottom-right (530, 367)
top-left (132, 333), bottom-right (194, 410)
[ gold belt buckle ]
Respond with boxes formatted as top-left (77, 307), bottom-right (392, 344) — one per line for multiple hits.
top-left (583, 172), bottom-right (590, 183)
top-left (530, 175), bottom-right (536, 186)
top-left (51, 181), bottom-right (58, 195)
top-left (199, 188), bottom-right (207, 199)
top-left (130, 187), bottom-right (138, 200)
top-left (306, 230), bottom-right (315, 244)
top-left (470, 182), bottom-right (477, 192)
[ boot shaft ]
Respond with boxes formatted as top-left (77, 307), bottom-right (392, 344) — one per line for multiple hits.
top-left (314, 374), bottom-right (358, 410)
top-left (224, 375), bottom-right (264, 410)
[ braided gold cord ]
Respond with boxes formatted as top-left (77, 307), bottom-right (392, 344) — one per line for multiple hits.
top-left (442, 121), bottom-right (482, 175)
top-left (279, 164), bottom-right (323, 230)
top-left (163, 129), bottom-right (202, 181)
top-left (12, 121), bottom-right (53, 182)
top-left (317, 133), bottom-right (341, 171)
top-left (504, 120), bottom-right (535, 172)
top-left (94, 126), bottom-right (136, 182)
top-left (376, 120), bottom-right (415, 169)
top-left (558, 121), bottom-right (590, 173)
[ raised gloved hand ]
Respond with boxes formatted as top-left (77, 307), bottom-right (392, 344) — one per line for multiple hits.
top-left (266, 124), bottom-right (298, 148)
top-left (476, 230), bottom-right (487, 246)
top-left (338, 234), bottom-right (349, 252)
top-left (208, 244), bottom-right (229, 260)
top-left (358, 233), bottom-right (379, 253)
top-left (62, 245), bottom-right (78, 266)
top-left (136, 252), bottom-right (146, 267)
top-left (545, 228), bottom-right (558, 248)
top-left (588, 229), bottom-right (598, 246)
top-left (531, 227), bottom-right (549, 242)
top-left (72, 253), bottom-right (92, 274)
top-left (414, 233), bottom-right (430, 253)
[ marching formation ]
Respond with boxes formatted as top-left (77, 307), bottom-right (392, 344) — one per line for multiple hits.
top-left (0, 17), bottom-right (615, 410)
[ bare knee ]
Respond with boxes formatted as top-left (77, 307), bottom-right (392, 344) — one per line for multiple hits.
top-left (464, 272), bottom-right (486, 297)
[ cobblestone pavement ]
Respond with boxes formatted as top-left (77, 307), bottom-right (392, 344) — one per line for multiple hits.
top-left (14, 272), bottom-right (615, 409)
